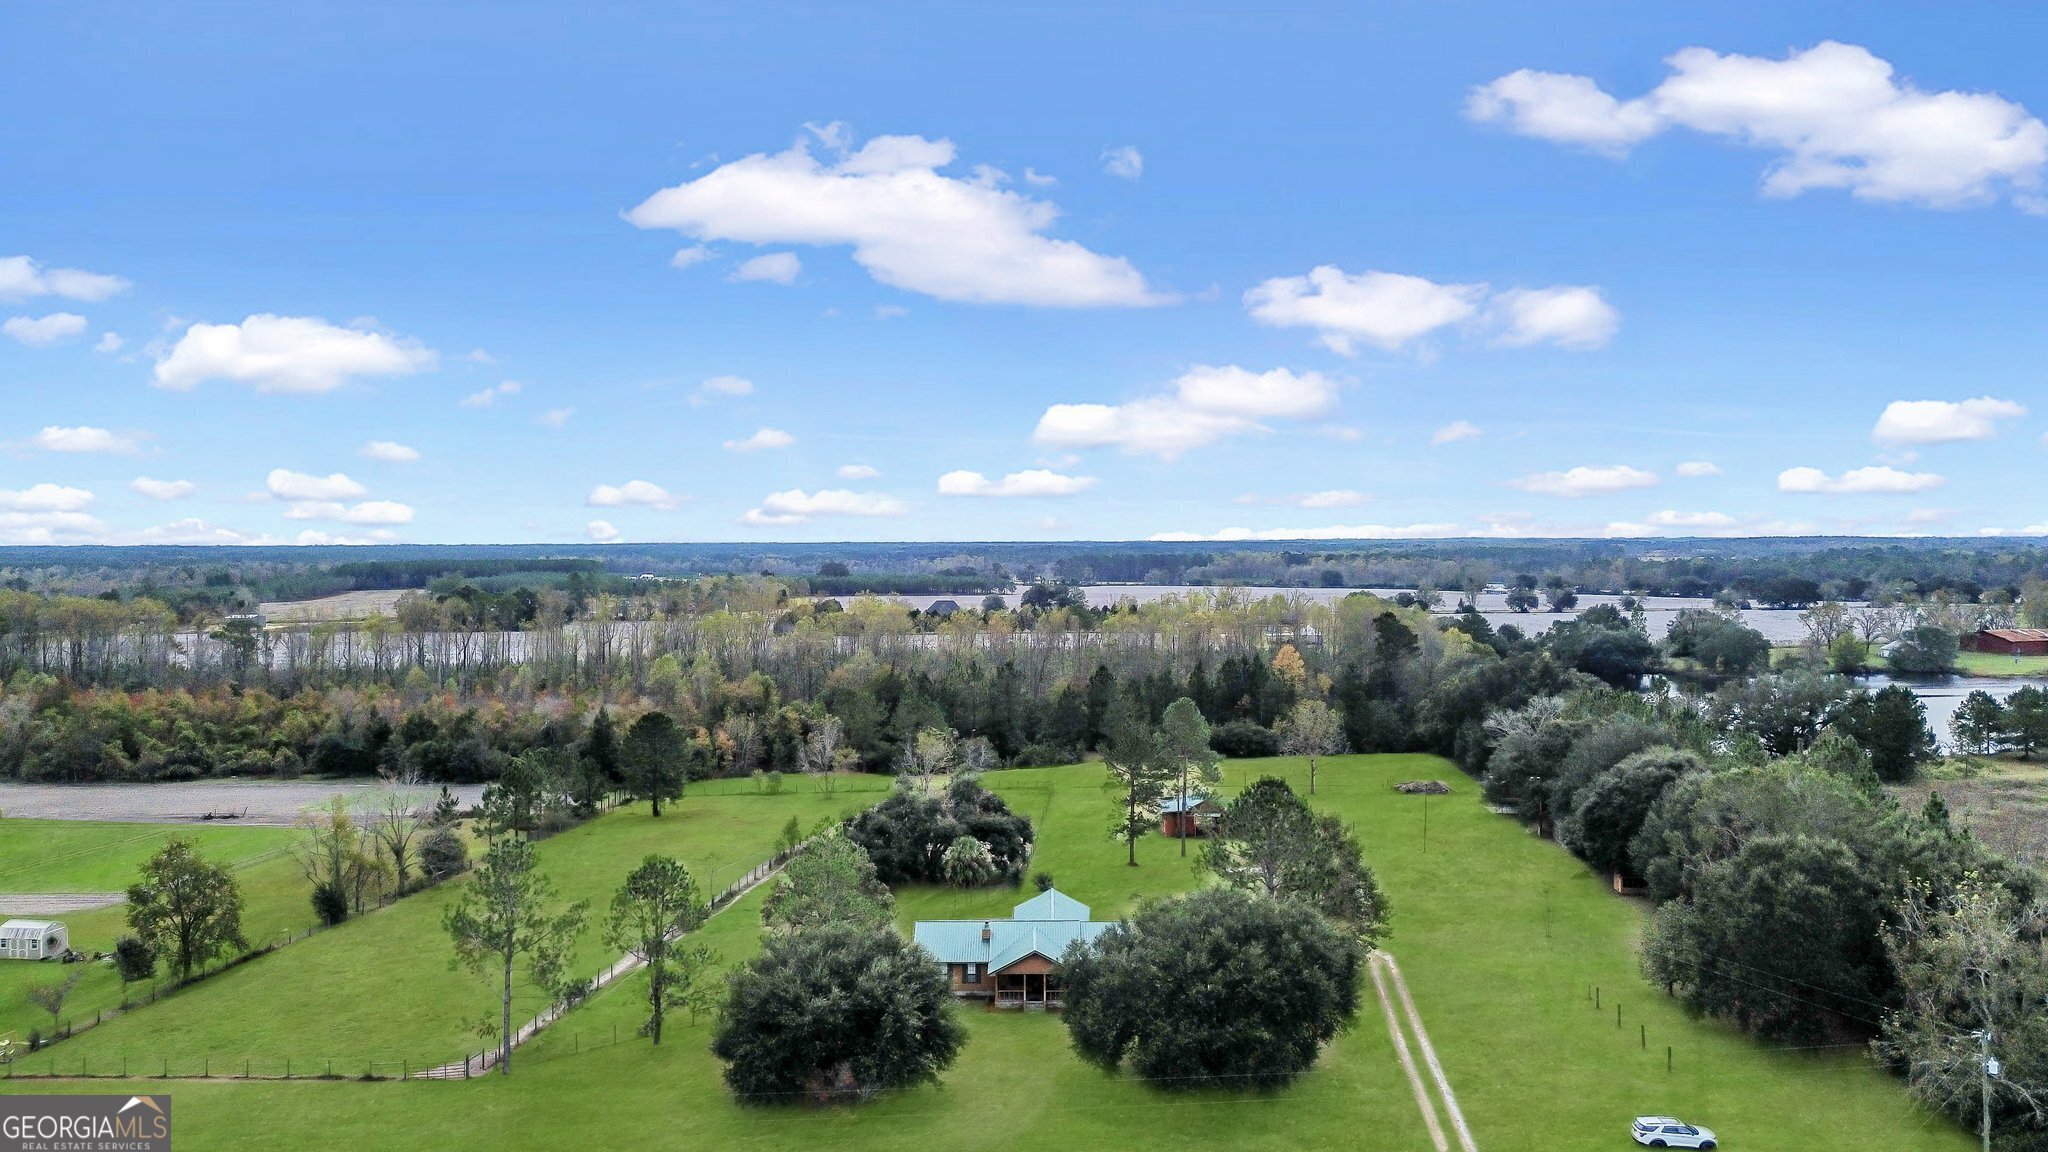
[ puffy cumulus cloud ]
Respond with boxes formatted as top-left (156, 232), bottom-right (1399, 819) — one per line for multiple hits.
top-left (1034, 365), bottom-right (1338, 460)
top-left (936, 469), bottom-right (1095, 498)
top-left (361, 440), bottom-right (420, 463)
top-left (95, 332), bottom-right (124, 354)
top-left (154, 315), bottom-right (434, 394)
top-left (266, 469), bottom-right (368, 501)
top-left (1468, 42), bottom-right (2048, 210)
top-left (133, 518), bottom-right (274, 546)
top-left (669, 245), bottom-right (713, 268)
top-left (0, 510), bottom-right (106, 545)
top-left (0, 256), bottom-right (130, 302)
top-left (587, 480), bottom-right (679, 509)
top-left (1778, 464), bottom-right (1946, 494)
top-left (131, 477), bottom-right (197, 501)
top-left (1489, 286), bottom-right (1620, 349)
top-left (626, 126), bottom-right (1165, 307)
top-left (837, 464), bottom-right (880, 480)
top-left (4, 312), bottom-right (89, 346)
top-left (1149, 522), bottom-right (1463, 542)
top-left (587, 519), bottom-right (622, 543)
top-left (741, 488), bottom-right (908, 526)
top-left (283, 500), bottom-right (415, 525)
top-left (0, 483), bottom-right (95, 513)
top-left (692, 375), bottom-right (754, 405)
top-left (732, 252), bottom-right (801, 284)
top-left (1245, 267), bottom-right (1615, 354)
top-left (1101, 145), bottom-right (1144, 180)
top-left (1675, 460), bottom-right (1722, 477)
top-left (1508, 464), bottom-right (1660, 498)
top-left (1604, 509), bottom-right (1741, 535)
top-left (289, 529), bottom-right (393, 546)
top-left (723, 427), bottom-right (795, 452)
top-left (461, 381), bottom-right (522, 408)
top-left (33, 425), bottom-right (140, 454)
top-left (1431, 420), bottom-right (1482, 446)
top-left (1872, 397), bottom-right (2027, 444)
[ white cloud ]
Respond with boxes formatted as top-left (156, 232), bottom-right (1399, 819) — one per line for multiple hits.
top-left (460, 381), bottom-right (522, 408)
top-left (0, 256), bottom-right (130, 302)
top-left (691, 375), bottom-right (754, 405)
top-left (361, 440), bottom-right (420, 463)
top-left (153, 314), bottom-right (435, 394)
top-left (1675, 460), bottom-right (1722, 477)
top-left (537, 407), bottom-right (575, 428)
top-left (670, 245), bottom-right (713, 268)
top-left (1246, 267), bottom-right (1484, 355)
top-left (741, 487), bottom-right (908, 525)
top-left (937, 469), bottom-right (1096, 497)
top-left (1872, 397), bottom-right (2027, 444)
top-left (290, 529), bottom-right (391, 546)
top-left (95, 332), bottom-right (124, 353)
top-left (1605, 509), bottom-right (1741, 535)
top-left (1489, 286), bottom-right (1619, 349)
top-left (587, 519), bottom-right (621, 543)
top-left (837, 464), bottom-right (880, 480)
top-left (626, 127), bottom-right (1165, 307)
top-left (1101, 145), bottom-right (1144, 180)
top-left (1431, 420), bottom-right (1482, 445)
top-left (0, 510), bottom-right (106, 545)
top-left (33, 425), bottom-right (140, 454)
top-left (1149, 522), bottom-right (1463, 542)
top-left (284, 500), bottom-right (415, 525)
top-left (266, 469), bottom-right (368, 501)
top-left (131, 477), bottom-right (197, 501)
top-left (1022, 167), bottom-right (1057, 187)
top-left (723, 427), bottom-right (795, 452)
top-left (133, 518), bottom-right (273, 546)
top-left (587, 480), bottom-right (678, 509)
top-left (1034, 365), bottom-right (1338, 460)
top-left (1292, 489), bottom-right (1371, 509)
top-left (1468, 42), bottom-right (2048, 210)
top-left (1778, 464), bottom-right (1946, 494)
top-left (0, 483), bottom-right (95, 513)
top-left (1508, 464), bottom-right (1660, 498)
top-left (733, 252), bottom-right (802, 285)
top-left (4, 313), bottom-right (89, 346)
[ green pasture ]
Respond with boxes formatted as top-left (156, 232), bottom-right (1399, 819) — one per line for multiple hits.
top-left (5, 758), bottom-right (1974, 1151)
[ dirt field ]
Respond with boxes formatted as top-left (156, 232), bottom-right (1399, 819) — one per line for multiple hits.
top-left (257, 589), bottom-right (412, 623)
top-left (1899, 759), bottom-right (2048, 870)
top-left (0, 780), bottom-right (483, 825)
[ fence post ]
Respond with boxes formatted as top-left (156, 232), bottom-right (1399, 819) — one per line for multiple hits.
top-left (1639, 1024), bottom-right (1645, 1050)
top-left (1615, 1003), bottom-right (1621, 1028)
top-left (287, 1058), bottom-right (292, 1079)
top-left (1594, 986), bottom-right (1601, 1009)
top-left (1667, 1045), bottom-right (1673, 1072)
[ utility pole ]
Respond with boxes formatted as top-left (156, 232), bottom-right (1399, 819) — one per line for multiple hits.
top-left (1975, 1029), bottom-right (1993, 1152)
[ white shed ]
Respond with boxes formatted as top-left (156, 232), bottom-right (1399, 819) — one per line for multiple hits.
top-left (0, 919), bottom-right (68, 960)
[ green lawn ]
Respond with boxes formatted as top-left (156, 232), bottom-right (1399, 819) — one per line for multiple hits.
top-left (28, 776), bottom-right (885, 1074)
top-left (4, 758), bottom-right (1975, 1151)
top-left (0, 821), bottom-right (308, 1047)
top-left (1955, 650), bottom-right (2048, 678)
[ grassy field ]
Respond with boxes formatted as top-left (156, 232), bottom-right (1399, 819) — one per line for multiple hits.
top-left (32, 776), bottom-right (885, 1074)
top-left (1900, 757), bottom-right (2048, 867)
top-left (1955, 650), bottom-right (2048, 678)
top-left (3, 755), bottom-right (1976, 1150)
top-left (0, 822), bottom-right (309, 1047)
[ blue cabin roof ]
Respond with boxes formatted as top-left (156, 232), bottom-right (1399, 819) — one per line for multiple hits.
top-left (1159, 794), bottom-right (1219, 814)
top-left (912, 887), bottom-right (1111, 972)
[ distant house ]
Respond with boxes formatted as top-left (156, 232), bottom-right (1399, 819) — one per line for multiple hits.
top-left (925, 599), bottom-right (961, 617)
top-left (913, 888), bottom-right (1110, 1008)
top-left (1964, 628), bottom-right (2048, 656)
top-left (1159, 794), bottom-right (1222, 839)
top-left (0, 919), bottom-right (68, 961)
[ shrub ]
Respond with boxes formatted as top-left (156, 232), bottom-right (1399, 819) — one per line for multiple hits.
top-left (843, 777), bottom-right (1032, 886)
top-left (1012, 742), bottom-right (1080, 768)
top-left (112, 935), bottom-right (157, 984)
top-left (940, 835), bottom-right (998, 887)
top-left (420, 826), bottom-right (469, 882)
top-left (1209, 720), bottom-right (1280, 759)
top-left (311, 881), bottom-right (350, 926)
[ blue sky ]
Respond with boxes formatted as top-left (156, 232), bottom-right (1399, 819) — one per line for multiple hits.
top-left (4, 2), bottom-right (2048, 546)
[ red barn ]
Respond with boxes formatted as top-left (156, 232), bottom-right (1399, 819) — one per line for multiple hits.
top-left (1159, 794), bottom-right (1222, 838)
top-left (1964, 629), bottom-right (2048, 656)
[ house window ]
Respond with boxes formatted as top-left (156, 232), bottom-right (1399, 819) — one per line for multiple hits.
top-left (965, 963), bottom-right (980, 984)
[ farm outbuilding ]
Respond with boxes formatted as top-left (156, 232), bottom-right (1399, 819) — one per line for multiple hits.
top-left (1159, 794), bottom-right (1222, 839)
top-left (0, 919), bottom-right (68, 960)
top-left (1964, 628), bottom-right (2048, 656)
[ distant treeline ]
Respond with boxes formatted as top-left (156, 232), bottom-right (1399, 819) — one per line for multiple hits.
top-left (803, 574), bottom-right (1001, 597)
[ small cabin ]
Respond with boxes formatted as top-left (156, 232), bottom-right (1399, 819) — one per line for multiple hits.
top-left (1159, 794), bottom-right (1222, 839)
top-left (913, 889), bottom-right (1111, 1009)
top-left (0, 919), bottom-right (68, 961)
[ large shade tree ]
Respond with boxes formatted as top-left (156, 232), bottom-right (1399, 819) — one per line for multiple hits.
top-left (126, 838), bottom-right (247, 983)
top-left (604, 855), bottom-right (714, 1045)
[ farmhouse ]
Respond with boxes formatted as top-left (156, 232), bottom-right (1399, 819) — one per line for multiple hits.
top-left (0, 919), bottom-right (68, 961)
top-left (913, 888), bottom-right (1110, 1008)
top-left (1964, 628), bottom-right (2048, 656)
top-left (1159, 793), bottom-right (1222, 838)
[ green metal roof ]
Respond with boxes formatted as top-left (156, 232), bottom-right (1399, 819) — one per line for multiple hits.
top-left (912, 888), bottom-right (1110, 972)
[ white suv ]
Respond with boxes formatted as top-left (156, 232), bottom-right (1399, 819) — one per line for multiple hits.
top-left (1631, 1117), bottom-right (1718, 1148)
